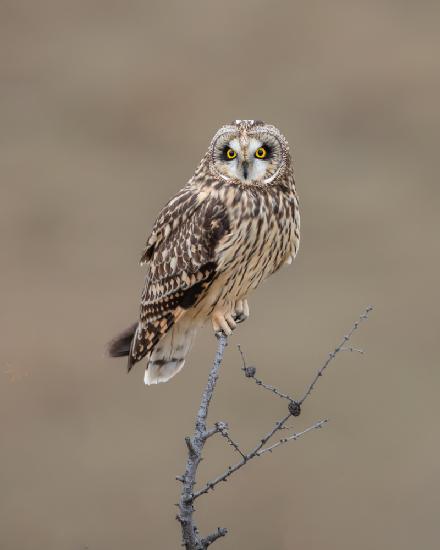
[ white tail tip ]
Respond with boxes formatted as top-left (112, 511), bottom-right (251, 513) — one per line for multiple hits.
top-left (144, 360), bottom-right (186, 385)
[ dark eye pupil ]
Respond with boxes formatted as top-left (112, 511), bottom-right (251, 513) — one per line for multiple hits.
top-left (255, 145), bottom-right (271, 159)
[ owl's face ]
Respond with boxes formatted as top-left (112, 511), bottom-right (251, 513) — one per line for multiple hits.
top-left (209, 120), bottom-right (289, 185)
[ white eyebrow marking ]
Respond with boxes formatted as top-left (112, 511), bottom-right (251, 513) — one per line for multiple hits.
top-left (229, 138), bottom-right (240, 152)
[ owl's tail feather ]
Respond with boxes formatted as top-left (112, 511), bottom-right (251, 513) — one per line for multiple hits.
top-left (108, 322), bottom-right (137, 358)
top-left (108, 320), bottom-right (197, 384)
top-left (144, 322), bottom-right (197, 385)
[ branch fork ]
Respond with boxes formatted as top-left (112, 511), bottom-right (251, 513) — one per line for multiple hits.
top-left (176, 307), bottom-right (373, 548)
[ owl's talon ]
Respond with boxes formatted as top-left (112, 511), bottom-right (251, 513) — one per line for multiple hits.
top-left (225, 312), bottom-right (237, 330)
top-left (234, 312), bottom-right (246, 323)
top-left (233, 299), bottom-right (250, 324)
top-left (212, 309), bottom-right (236, 336)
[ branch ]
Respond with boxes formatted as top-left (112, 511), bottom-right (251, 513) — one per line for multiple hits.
top-left (175, 307), bottom-right (372, 548)
top-left (299, 306), bottom-right (373, 405)
top-left (256, 419), bottom-right (328, 456)
top-left (176, 333), bottom-right (228, 550)
top-left (238, 345), bottom-right (295, 402)
top-left (192, 414), bottom-right (323, 500)
top-left (216, 422), bottom-right (246, 459)
top-left (200, 528), bottom-right (228, 548)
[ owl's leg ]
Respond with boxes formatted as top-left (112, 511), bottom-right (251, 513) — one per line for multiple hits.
top-left (211, 306), bottom-right (237, 336)
top-left (233, 299), bottom-right (250, 324)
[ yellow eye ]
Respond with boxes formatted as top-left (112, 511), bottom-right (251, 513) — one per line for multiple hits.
top-left (255, 147), bottom-right (267, 159)
top-left (226, 148), bottom-right (237, 160)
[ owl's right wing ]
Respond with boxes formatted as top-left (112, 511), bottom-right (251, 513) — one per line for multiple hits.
top-left (129, 188), bottom-right (230, 369)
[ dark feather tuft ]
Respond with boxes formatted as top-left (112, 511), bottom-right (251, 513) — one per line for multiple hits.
top-left (108, 323), bottom-right (138, 358)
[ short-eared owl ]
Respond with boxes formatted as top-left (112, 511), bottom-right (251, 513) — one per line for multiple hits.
top-left (109, 120), bottom-right (300, 384)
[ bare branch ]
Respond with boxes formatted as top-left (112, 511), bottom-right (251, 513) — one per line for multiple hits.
top-left (202, 425), bottom-right (222, 440)
top-left (340, 346), bottom-right (364, 353)
top-left (176, 333), bottom-right (228, 550)
top-left (193, 416), bottom-right (327, 501)
top-left (185, 436), bottom-right (197, 457)
top-left (299, 306), bottom-right (373, 405)
top-left (238, 345), bottom-right (294, 402)
top-left (192, 413), bottom-right (292, 500)
top-left (216, 422), bottom-right (246, 459)
top-left (256, 419), bottom-right (328, 456)
top-left (175, 307), bottom-right (372, 548)
top-left (200, 527), bottom-right (228, 547)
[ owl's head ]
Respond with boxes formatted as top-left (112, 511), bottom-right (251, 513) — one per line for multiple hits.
top-left (209, 120), bottom-right (290, 185)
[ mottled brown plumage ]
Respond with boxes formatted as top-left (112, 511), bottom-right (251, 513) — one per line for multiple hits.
top-left (109, 120), bottom-right (300, 384)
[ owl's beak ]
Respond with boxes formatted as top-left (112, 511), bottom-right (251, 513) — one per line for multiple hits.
top-left (242, 160), bottom-right (249, 180)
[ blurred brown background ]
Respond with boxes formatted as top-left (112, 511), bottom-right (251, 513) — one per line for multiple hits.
top-left (1, 1), bottom-right (439, 549)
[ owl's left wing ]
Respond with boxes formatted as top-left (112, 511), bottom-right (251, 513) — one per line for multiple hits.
top-left (129, 190), bottom-right (229, 369)
top-left (140, 185), bottom-right (206, 265)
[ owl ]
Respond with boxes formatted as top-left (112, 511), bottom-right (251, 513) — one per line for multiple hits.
top-left (109, 120), bottom-right (300, 385)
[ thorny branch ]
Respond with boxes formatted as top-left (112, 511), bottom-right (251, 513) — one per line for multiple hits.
top-left (176, 307), bottom-right (373, 549)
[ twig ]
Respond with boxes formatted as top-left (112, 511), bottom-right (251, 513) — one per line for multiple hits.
top-left (192, 412), bottom-right (324, 500)
top-left (340, 346), bottom-right (364, 353)
top-left (193, 414), bottom-right (289, 498)
top-left (256, 419), bottom-right (328, 456)
top-left (238, 345), bottom-right (295, 402)
top-left (200, 528), bottom-right (228, 548)
top-left (203, 425), bottom-right (222, 440)
top-left (298, 306), bottom-right (372, 404)
top-left (216, 422), bottom-right (246, 459)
